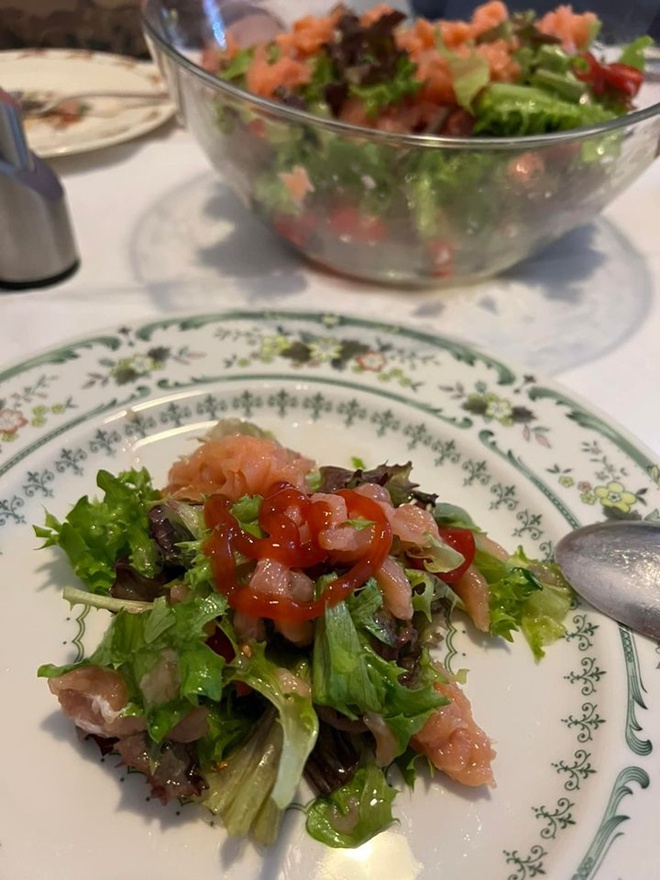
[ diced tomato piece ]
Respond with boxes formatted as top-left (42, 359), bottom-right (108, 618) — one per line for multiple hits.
top-left (436, 526), bottom-right (476, 584)
top-left (603, 62), bottom-right (644, 97)
top-left (248, 118), bottom-right (266, 138)
top-left (427, 239), bottom-right (454, 278)
top-left (328, 205), bottom-right (388, 244)
top-left (272, 212), bottom-right (315, 249)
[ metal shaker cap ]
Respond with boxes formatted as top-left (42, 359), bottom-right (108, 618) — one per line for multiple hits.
top-left (0, 89), bottom-right (79, 289)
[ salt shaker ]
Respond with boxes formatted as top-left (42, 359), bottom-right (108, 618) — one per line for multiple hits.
top-left (0, 90), bottom-right (79, 289)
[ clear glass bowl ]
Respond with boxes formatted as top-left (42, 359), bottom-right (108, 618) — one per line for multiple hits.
top-left (141, 0), bottom-right (660, 286)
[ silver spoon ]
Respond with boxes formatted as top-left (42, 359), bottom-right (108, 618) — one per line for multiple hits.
top-left (555, 520), bottom-right (660, 641)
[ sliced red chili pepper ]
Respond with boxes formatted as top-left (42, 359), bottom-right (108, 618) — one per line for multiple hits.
top-left (603, 62), bottom-right (644, 97)
top-left (573, 53), bottom-right (644, 99)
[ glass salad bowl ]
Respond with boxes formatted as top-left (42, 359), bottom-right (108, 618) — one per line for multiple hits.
top-left (141, 0), bottom-right (660, 286)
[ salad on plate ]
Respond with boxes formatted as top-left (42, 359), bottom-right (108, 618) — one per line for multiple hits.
top-left (36, 419), bottom-right (573, 848)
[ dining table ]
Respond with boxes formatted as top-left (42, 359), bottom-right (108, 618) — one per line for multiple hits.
top-left (5, 118), bottom-right (659, 454)
top-left (3, 106), bottom-right (660, 880)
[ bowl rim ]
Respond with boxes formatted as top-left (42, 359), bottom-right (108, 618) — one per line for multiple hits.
top-left (141, 1), bottom-right (660, 152)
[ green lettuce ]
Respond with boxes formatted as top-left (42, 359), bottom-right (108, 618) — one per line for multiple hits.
top-left (350, 55), bottom-right (421, 118)
top-left (476, 546), bottom-right (573, 659)
top-left (203, 642), bottom-right (319, 844)
top-left (432, 502), bottom-right (478, 530)
top-left (202, 708), bottom-right (285, 845)
top-left (618, 36), bottom-right (654, 71)
top-left (306, 764), bottom-right (397, 848)
top-left (219, 47), bottom-right (254, 85)
top-left (345, 579), bottom-right (397, 646)
top-left (312, 595), bottom-right (445, 757)
top-left (227, 643), bottom-right (319, 810)
top-left (34, 468), bottom-right (161, 593)
top-left (445, 52), bottom-right (491, 111)
top-left (405, 531), bottom-right (465, 574)
top-left (195, 696), bottom-right (256, 774)
top-left (230, 494), bottom-right (263, 537)
top-left (406, 149), bottom-right (500, 238)
top-left (407, 568), bottom-right (460, 622)
top-left (474, 83), bottom-right (616, 136)
top-left (38, 593), bottom-right (228, 740)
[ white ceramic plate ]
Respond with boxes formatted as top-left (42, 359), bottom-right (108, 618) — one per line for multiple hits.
top-left (1, 310), bottom-right (659, 880)
top-left (0, 49), bottom-right (175, 158)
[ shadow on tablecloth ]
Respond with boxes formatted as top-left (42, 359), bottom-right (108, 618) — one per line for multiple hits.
top-left (127, 169), bottom-right (654, 377)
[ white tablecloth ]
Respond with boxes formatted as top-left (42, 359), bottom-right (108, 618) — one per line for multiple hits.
top-left (3, 116), bottom-right (660, 879)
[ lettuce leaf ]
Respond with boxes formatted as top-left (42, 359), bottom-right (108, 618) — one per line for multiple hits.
top-left (227, 643), bottom-right (319, 810)
top-left (317, 461), bottom-right (429, 507)
top-left (312, 597), bottom-right (445, 757)
top-left (407, 568), bottom-right (460, 622)
top-left (405, 531), bottom-right (465, 574)
top-left (476, 546), bottom-right (573, 659)
top-left (196, 697), bottom-right (256, 773)
top-left (306, 764), bottom-right (397, 847)
top-left (474, 83), bottom-right (616, 136)
top-left (350, 55), bottom-right (421, 118)
top-left (406, 149), bottom-right (499, 238)
top-left (219, 47), bottom-right (254, 85)
top-left (345, 579), bottom-right (396, 646)
top-left (432, 502), bottom-right (478, 530)
top-left (618, 36), bottom-right (654, 71)
top-left (445, 52), bottom-right (490, 111)
top-left (202, 708), bottom-right (285, 844)
top-left (203, 643), bottom-right (319, 844)
top-left (34, 468), bottom-right (161, 593)
top-left (230, 494), bottom-right (263, 537)
top-left (38, 593), bottom-right (228, 739)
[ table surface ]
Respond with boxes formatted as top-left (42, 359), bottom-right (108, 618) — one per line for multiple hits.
top-left (4, 119), bottom-right (659, 458)
top-left (3, 114), bottom-right (660, 879)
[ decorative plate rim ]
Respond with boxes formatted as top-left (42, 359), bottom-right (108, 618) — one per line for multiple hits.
top-left (1, 308), bottom-right (658, 880)
top-left (0, 48), bottom-right (175, 157)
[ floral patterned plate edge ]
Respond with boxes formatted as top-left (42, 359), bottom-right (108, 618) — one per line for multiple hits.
top-left (0, 49), bottom-right (175, 157)
top-left (1, 309), bottom-right (659, 880)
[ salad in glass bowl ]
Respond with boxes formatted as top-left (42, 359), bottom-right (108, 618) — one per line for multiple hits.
top-left (37, 420), bottom-right (572, 848)
top-left (142, 0), bottom-right (660, 285)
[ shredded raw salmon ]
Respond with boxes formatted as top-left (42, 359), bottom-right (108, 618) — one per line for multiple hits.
top-left (279, 165), bottom-right (315, 205)
top-left (470, 0), bottom-right (509, 38)
top-left (228, 1), bottom-right (603, 133)
top-left (476, 39), bottom-right (521, 83)
top-left (48, 667), bottom-right (147, 738)
top-left (165, 433), bottom-right (315, 501)
top-left (412, 671), bottom-right (496, 787)
top-left (246, 45), bottom-right (311, 99)
top-left (538, 5), bottom-right (599, 54)
top-left (453, 565), bottom-right (491, 632)
top-left (360, 3), bottom-right (397, 27)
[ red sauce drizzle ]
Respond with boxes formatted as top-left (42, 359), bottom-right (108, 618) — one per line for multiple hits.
top-left (203, 483), bottom-right (393, 623)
